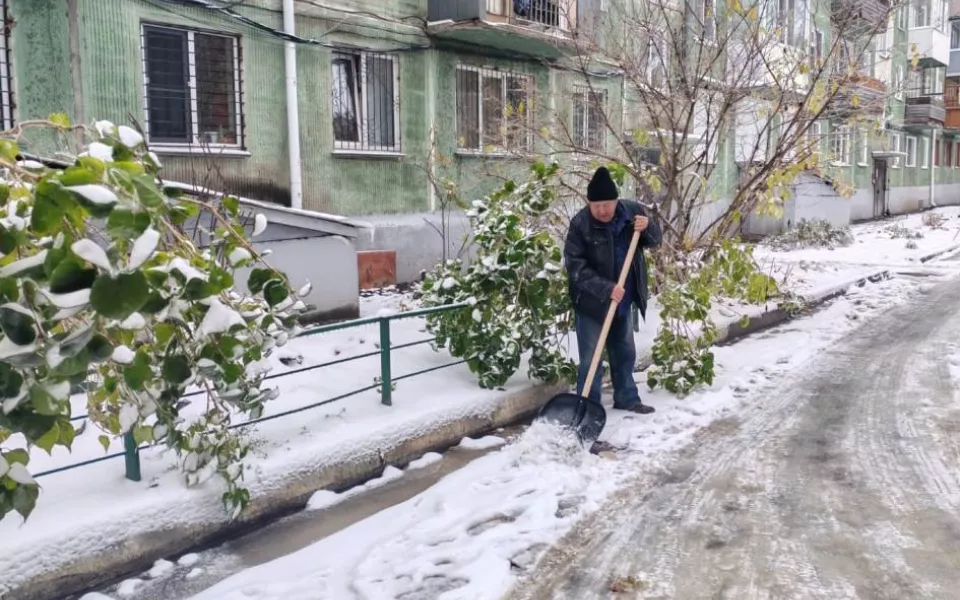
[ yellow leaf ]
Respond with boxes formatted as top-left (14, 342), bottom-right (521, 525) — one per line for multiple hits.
top-left (747, 6), bottom-right (758, 21)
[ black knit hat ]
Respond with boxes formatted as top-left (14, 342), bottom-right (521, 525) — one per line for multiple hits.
top-left (587, 167), bottom-right (618, 202)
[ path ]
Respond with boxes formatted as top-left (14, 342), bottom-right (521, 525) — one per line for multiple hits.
top-left (508, 277), bottom-right (960, 600)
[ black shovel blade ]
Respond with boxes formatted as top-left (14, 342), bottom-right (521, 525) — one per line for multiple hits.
top-left (537, 392), bottom-right (607, 446)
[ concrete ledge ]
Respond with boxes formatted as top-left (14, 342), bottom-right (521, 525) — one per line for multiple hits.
top-left (918, 243), bottom-right (960, 263)
top-left (6, 383), bottom-right (567, 600)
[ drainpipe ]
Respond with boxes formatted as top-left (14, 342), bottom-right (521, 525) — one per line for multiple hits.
top-left (930, 128), bottom-right (937, 208)
top-left (67, 0), bottom-right (84, 154)
top-left (283, 0), bottom-right (303, 210)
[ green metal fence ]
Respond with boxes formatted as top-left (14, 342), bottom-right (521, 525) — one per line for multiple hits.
top-left (35, 302), bottom-right (469, 481)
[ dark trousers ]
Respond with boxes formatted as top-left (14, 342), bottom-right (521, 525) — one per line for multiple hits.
top-left (575, 308), bottom-right (640, 409)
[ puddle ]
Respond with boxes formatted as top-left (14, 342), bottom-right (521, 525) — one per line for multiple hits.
top-left (79, 426), bottom-right (527, 600)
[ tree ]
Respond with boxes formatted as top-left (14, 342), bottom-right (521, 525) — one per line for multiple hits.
top-left (0, 119), bottom-right (308, 521)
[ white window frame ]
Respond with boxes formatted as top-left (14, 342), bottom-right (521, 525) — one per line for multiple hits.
top-left (921, 135), bottom-right (930, 167)
top-left (331, 51), bottom-right (401, 154)
top-left (140, 23), bottom-right (244, 152)
top-left (806, 120), bottom-right (823, 163)
top-left (455, 65), bottom-right (534, 154)
top-left (572, 86), bottom-right (607, 153)
top-left (891, 132), bottom-right (903, 168)
top-left (894, 64), bottom-right (904, 100)
top-left (906, 135), bottom-right (918, 167)
top-left (831, 124), bottom-right (851, 165)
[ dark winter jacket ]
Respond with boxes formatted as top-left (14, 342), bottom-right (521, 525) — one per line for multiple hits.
top-left (564, 199), bottom-right (662, 322)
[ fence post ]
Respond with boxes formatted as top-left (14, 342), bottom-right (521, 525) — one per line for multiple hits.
top-left (123, 431), bottom-right (141, 482)
top-left (379, 319), bottom-right (393, 406)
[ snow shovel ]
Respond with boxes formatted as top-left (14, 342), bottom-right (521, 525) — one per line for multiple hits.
top-left (537, 226), bottom-right (643, 446)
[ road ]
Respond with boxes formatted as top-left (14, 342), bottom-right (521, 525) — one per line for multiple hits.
top-left (508, 276), bottom-right (960, 600)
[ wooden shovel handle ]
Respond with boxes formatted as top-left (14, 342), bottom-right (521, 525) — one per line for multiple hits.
top-left (581, 228), bottom-right (643, 398)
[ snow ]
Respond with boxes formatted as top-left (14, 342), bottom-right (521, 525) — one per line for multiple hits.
top-left (117, 126), bottom-right (144, 149)
top-left (178, 553), bottom-right (200, 567)
top-left (0, 250), bottom-right (46, 277)
top-left (407, 452), bottom-right (442, 470)
top-left (457, 435), bottom-right (506, 450)
top-left (42, 288), bottom-right (91, 308)
top-left (147, 558), bottom-right (174, 579)
top-left (69, 184), bottom-right (119, 206)
top-left (228, 247), bottom-right (251, 265)
top-left (94, 120), bottom-right (116, 138)
top-left (115, 578), bottom-right (141, 597)
top-left (4, 212), bottom-right (960, 599)
top-left (119, 404), bottom-right (139, 433)
top-left (197, 298), bottom-right (245, 337)
top-left (118, 313), bottom-right (146, 330)
top-left (253, 214), bottom-right (268, 237)
top-left (111, 345), bottom-right (135, 364)
top-left (6, 462), bottom-right (34, 485)
top-left (307, 465), bottom-right (405, 511)
top-left (128, 227), bottom-right (160, 270)
top-left (87, 142), bottom-right (114, 163)
top-left (72, 239), bottom-right (112, 271)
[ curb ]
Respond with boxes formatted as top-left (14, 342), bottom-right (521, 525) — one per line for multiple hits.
top-left (918, 243), bottom-right (960, 263)
top-left (3, 383), bottom-right (567, 600)
top-left (634, 268), bottom-right (892, 372)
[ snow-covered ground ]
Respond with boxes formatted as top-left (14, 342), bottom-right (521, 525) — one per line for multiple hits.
top-left (149, 269), bottom-right (946, 600)
top-left (6, 209), bottom-right (960, 599)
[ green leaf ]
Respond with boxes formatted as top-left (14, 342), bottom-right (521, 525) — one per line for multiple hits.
top-left (184, 278), bottom-right (215, 300)
top-left (223, 196), bottom-right (240, 216)
top-left (0, 139), bottom-right (19, 162)
top-left (49, 256), bottom-right (97, 294)
top-left (0, 305), bottom-right (36, 345)
top-left (264, 280), bottom-right (289, 307)
top-left (59, 166), bottom-right (100, 186)
top-left (49, 349), bottom-right (91, 378)
top-left (247, 268), bottom-right (276, 294)
top-left (209, 268), bottom-right (234, 294)
top-left (106, 209), bottom-right (151, 239)
top-left (90, 271), bottom-right (149, 320)
top-left (155, 322), bottom-right (177, 347)
top-left (30, 188), bottom-right (65, 235)
top-left (58, 419), bottom-right (76, 450)
top-left (12, 482), bottom-right (39, 520)
top-left (98, 434), bottom-right (110, 452)
top-left (49, 112), bottom-right (71, 127)
top-left (0, 363), bottom-right (23, 398)
top-left (86, 334), bottom-right (113, 362)
top-left (132, 174), bottom-right (165, 208)
top-left (59, 324), bottom-right (95, 357)
top-left (140, 291), bottom-right (169, 315)
top-left (77, 156), bottom-right (106, 178)
top-left (123, 351), bottom-right (152, 391)
top-left (132, 424), bottom-right (154, 445)
top-left (0, 223), bottom-right (18, 254)
top-left (162, 355), bottom-right (191, 384)
top-left (34, 421), bottom-right (60, 453)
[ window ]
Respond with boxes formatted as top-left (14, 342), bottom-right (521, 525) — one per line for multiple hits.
top-left (702, 0), bottom-right (717, 43)
top-left (332, 51), bottom-right (400, 153)
top-left (141, 24), bottom-right (243, 148)
top-left (898, 5), bottom-right (909, 30)
top-left (890, 132), bottom-right (902, 168)
top-left (831, 125), bottom-right (851, 165)
top-left (775, 0), bottom-right (799, 46)
top-left (810, 29), bottom-right (824, 69)
top-left (859, 128), bottom-right (870, 165)
top-left (946, 140), bottom-right (953, 167)
top-left (921, 136), bottom-right (929, 167)
top-left (952, 21), bottom-right (960, 48)
top-left (906, 135), bottom-right (918, 166)
top-left (456, 66), bottom-right (533, 153)
top-left (915, 0), bottom-right (930, 27)
top-left (0, 0), bottom-right (13, 131)
top-left (572, 87), bottom-right (606, 152)
top-left (647, 36), bottom-right (669, 87)
top-left (894, 64), bottom-right (904, 99)
top-left (805, 120), bottom-right (823, 163)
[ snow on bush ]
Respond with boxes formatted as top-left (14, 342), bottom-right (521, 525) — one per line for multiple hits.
top-left (419, 162), bottom-right (575, 389)
top-left (0, 118), bottom-right (308, 521)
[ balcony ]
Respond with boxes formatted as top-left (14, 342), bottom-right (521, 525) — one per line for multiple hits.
top-left (904, 94), bottom-right (947, 128)
top-left (825, 74), bottom-right (888, 119)
top-left (427, 0), bottom-right (578, 60)
top-left (946, 83), bottom-right (960, 128)
top-left (831, 0), bottom-right (890, 32)
top-left (909, 25), bottom-right (951, 68)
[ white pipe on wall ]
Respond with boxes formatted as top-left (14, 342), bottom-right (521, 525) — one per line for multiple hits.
top-left (931, 129), bottom-right (937, 208)
top-left (283, 0), bottom-right (304, 210)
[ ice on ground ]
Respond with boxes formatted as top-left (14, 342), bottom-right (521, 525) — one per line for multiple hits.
top-left (458, 435), bottom-right (507, 450)
top-left (186, 568), bottom-right (204, 580)
top-left (115, 578), bottom-right (141, 597)
top-left (147, 558), bottom-right (174, 579)
top-left (407, 452), bottom-right (443, 470)
top-left (178, 553), bottom-right (200, 567)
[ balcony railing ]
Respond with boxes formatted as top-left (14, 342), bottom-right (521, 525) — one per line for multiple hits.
top-left (485, 0), bottom-right (574, 31)
top-left (825, 73), bottom-right (887, 118)
top-left (905, 92), bottom-right (947, 125)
